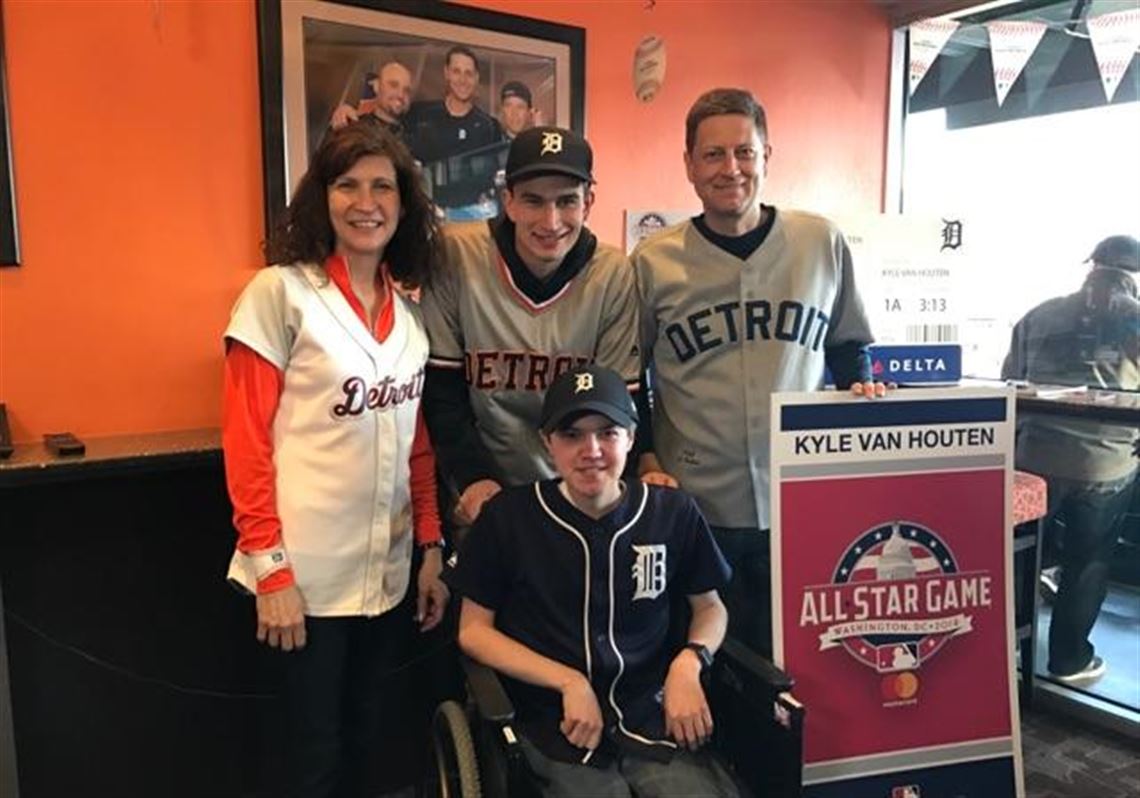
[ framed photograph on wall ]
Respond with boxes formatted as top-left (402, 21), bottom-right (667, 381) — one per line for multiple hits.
top-left (257, 0), bottom-right (585, 239)
top-left (1, 2), bottom-right (20, 267)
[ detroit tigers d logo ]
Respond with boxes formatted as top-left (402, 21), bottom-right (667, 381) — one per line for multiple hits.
top-left (540, 131), bottom-right (563, 156)
top-left (631, 544), bottom-right (666, 601)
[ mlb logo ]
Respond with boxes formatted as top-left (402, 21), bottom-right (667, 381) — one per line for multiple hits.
top-left (878, 643), bottom-right (918, 672)
top-left (891, 786), bottom-right (920, 798)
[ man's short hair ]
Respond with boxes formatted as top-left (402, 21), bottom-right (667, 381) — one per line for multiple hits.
top-left (377, 60), bottom-right (409, 77)
top-left (685, 88), bottom-right (768, 153)
top-left (445, 45), bottom-right (480, 74)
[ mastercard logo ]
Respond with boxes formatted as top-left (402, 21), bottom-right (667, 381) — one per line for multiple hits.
top-left (881, 671), bottom-right (920, 701)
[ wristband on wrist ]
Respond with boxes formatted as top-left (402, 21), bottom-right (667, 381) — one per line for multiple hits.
top-left (248, 546), bottom-right (290, 581)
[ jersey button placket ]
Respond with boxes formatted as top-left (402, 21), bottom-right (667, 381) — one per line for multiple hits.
top-left (741, 269), bottom-right (766, 514)
top-left (368, 410), bottom-right (396, 612)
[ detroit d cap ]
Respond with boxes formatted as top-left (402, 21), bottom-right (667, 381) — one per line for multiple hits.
top-left (1088, 235), bottom-right (1140, 272)
top-left (505, 126), bottom-right (593, 185)
top-left (540, 365), bottom-right (637, 434)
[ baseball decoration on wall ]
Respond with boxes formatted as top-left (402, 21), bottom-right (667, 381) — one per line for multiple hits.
top-left (633, 35), bottom-right (666, 102)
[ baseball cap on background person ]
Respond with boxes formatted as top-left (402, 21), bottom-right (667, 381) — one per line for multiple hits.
top-left (540, 365), bottom-right (638, 434)
top-left (504, 126), bottom-right (593, 185)
top-left (500, 80), bottom-right (533, 107)
top-left (1082, 235), bottom-right (1140, 321)
top-left (1088, 235), bottom-right (1140, 272)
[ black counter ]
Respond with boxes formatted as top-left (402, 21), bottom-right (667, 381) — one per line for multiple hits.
top-left (1014, 388), bottom-right (1140, 425)
top-left (0, 429), bottom-right (436, 798)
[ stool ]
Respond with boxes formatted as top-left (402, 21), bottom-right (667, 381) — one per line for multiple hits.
top-left (1012, 470), bottom-right (1048, 707)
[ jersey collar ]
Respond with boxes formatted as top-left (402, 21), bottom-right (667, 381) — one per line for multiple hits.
top-left (539, 478), bottom-right (645, 534)
top-left (691, 204), bottom-right (777, 260)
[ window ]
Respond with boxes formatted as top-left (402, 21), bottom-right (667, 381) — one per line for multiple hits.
top-left (899, 0), bottom-right (1140, 381)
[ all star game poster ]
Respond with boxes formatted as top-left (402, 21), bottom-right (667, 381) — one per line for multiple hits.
top-left (771, 388), bottom-right (1024, 797)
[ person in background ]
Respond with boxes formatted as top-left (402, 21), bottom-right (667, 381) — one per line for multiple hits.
top-left (403, 45), bottom-right (504, 217)
top-left (631, 88), bottom-right (883, 657)
top-left (499, 80), bottom-right (537, 140)
top-left (222, 123), bottom-right (448, 797)
top-left (404, 45), bottom-right (502, 165)
top-left (447, 365), bottom-right (740, 797)
top-left (329, 60), bottom-right (414, 137)
top-left (1002, 234), bottom-right (1140, 684)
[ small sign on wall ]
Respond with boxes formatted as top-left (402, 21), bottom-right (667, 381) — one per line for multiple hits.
top-left (624, 209), bottom-right (690, 255)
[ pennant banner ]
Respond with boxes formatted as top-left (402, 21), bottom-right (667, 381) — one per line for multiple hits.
top-left (909, 19), bottom-right (959, 96)
top-left (987, 21), bottom-right (1047, 106)
top-left (1087, 9), bottom-right (1140, 103)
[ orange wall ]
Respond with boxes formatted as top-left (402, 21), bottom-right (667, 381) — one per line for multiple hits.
top-left (0, 0), bottom-right (263, 444)
top-left (465, 0), bottom-right (892, 226)
top-left (0, 0), bottom-right (890, 444)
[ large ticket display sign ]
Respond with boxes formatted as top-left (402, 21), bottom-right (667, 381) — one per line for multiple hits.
top-left (771, 388), bottom-right (1023, 797)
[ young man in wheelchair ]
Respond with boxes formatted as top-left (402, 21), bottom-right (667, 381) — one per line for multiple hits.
top-left (445, 364), bottom-right (741, 797)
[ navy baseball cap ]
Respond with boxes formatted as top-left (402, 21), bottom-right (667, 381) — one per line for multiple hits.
top-left (505, 126), bottom-right (593, 185)
top-left (500, 80), bottom-right (532, 106)
top-left (540, 365), bottom-right (637, 434)
top-left (1088, 235), bottom-right (1140, 272)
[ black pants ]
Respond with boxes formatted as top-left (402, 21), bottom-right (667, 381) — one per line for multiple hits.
top-left (710, 527), bottom-right (772, 659)
top-left (279, 602), bottom-right (416, 798)
top-left (1045, 474), bottom-right (1134, 675)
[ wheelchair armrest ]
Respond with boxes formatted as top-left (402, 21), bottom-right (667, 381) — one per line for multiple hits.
top-left (711, 638), bottom-right (805, 795)
top-left (461, 656), bottom-right (516, 724)
top-left (719, 637), bottom-right (795, 693)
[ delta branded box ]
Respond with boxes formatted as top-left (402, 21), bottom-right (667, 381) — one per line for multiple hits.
top-left (870, 344), bottom-right (961, 385)
top-left (824, 344), bottom-right (962, 387)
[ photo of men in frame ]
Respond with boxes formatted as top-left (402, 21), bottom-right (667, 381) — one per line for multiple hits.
top-left (303, 17), bottom-right (555, 221)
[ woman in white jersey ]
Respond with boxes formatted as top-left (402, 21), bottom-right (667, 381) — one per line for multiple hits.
top-left (222, 123), bottom-right (447, 797)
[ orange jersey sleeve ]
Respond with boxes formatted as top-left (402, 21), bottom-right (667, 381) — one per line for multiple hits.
top-left (222, 341), bottom-right (295, 593)
top-left (410, 408), bottom-right (442, 546)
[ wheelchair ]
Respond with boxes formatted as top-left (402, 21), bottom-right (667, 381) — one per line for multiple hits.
top-left (424, 637), bottom-right (805, 798)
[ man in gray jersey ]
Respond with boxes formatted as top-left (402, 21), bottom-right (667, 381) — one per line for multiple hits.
top-left (421, 126), bottom-right (640, 527)
top-left (632, 88), bottom-right (882, 655)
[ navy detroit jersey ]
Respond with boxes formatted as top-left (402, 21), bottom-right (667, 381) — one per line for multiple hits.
top-left (445, 480), bottom-right (731, 765)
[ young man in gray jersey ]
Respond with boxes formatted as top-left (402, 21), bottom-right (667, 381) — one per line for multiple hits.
top-left (421, 126), bottom-right (640, 527)
top-left (631, 88), bottom-right (883, 655)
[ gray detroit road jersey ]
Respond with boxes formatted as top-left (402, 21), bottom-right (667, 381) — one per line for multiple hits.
top-left (633, 211), bottom-right (873, 529)
top-left (420, 221), bottom-right (640, 485)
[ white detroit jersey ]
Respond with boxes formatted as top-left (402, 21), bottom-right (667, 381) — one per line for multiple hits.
top-left (633, 211), bottom-right (873, 529)
top-left (420, 222), bottom-right (640, 484)
top-left (224, 263), bottom-right (427, 616)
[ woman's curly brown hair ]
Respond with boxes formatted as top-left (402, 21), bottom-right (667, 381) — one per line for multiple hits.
top-left (265, 123), bottom-right (440, 288)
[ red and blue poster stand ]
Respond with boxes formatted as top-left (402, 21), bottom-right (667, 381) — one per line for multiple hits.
top-left (771, 388), bottom-right (1023, 797)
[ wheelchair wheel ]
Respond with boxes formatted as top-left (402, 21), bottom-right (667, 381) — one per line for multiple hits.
top-left (431, 700), bottom-right (482, 798)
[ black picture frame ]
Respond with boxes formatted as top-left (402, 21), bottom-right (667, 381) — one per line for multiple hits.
top-left (1, 2), bottom-right (20, 267)
top-left (256, 0), bottom-right (585, 244)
